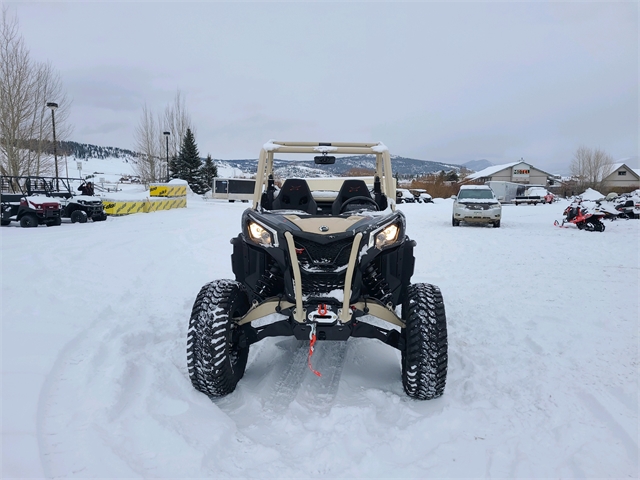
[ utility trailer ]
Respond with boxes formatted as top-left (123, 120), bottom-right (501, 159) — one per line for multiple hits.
top-left (212, 178), bottom-right (256, 202)
top-left (485, 181), bottom-right (526, 203)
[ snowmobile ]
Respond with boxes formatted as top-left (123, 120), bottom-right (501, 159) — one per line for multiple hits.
top-left (593, 201), bottom-right (621, 221)
top-left (187, 141), bottom-right (448, 401)
top-left (555, 201), bottom-right (605, 231)
top-left (614, 198), bottom-right (639, 220)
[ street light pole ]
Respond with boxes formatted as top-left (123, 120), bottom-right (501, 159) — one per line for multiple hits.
top-left (163, 131), bottom-right (171, 182)
top-left (46, 102), bottom-right (59, 190)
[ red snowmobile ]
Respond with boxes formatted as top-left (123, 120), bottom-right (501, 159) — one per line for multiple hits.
top-left (555, 202), bottom-right (605, 232)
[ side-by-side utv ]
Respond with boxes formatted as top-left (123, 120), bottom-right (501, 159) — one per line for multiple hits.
top-left (30, 177), bottom-right (107, 223)
top-left (1, 176), bottom-right (61, 227)
top-left (187, 141), bottom-right (448, 400)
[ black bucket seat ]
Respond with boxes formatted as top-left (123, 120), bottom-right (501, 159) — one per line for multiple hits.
top-left (272, 178), bottom-right (318, 214)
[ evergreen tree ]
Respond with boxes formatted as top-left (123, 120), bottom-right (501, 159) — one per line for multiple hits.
top-left (200, 154), bottom-right (218, 192)
top-left (176, 128), bottom-right (207, 193)
top-left (168, 154), bottom-right (182, 180)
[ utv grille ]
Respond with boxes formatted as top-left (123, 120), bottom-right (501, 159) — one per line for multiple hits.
top-left (300, 272), bottom-right (346, 296)
top-left (295, 237), bottom-right (353, 269)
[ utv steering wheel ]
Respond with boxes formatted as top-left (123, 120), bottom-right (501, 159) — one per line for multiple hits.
top-left (339, 196), bottom-right (380, 213)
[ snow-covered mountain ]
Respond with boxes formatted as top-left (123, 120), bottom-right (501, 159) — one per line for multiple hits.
top-left (216, 155), bottom-right (463, 179)
top-left (460, 159), bottom-right (493, 171)
top-left (50, 141), bottom-right (466, 180)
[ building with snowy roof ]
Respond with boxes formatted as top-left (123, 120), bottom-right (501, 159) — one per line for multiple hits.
top-left (601, 163), bottom-right (640, 192)
top-left (463, 160), bottom-right (555, 187)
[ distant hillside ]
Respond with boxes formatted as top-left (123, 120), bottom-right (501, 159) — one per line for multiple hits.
top-left (460, 159), bottom-right (493, 171)
top-left (220, 155), bottom-right (462, 178)
top-left (57, 141), bottom-right (139, 161)
top-left (43, 141), bottom-right (471, 179)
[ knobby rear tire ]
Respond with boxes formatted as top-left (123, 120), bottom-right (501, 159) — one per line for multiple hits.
top-left (20, 214), bottom-right (38, 228)
top-left (70, 210), bottom-right (88, 224)
top-left (401, 283), bottom-right (448, 400)
top-left (187, 280), bottom-right (250, 398)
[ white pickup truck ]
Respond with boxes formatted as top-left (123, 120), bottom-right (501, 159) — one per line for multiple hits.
top-left (514, 187), bottom-right (553, 205)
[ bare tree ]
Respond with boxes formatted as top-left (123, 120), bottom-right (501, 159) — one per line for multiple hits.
top-left (0, 7), bottom-right (71, 177)
top-left (163, 90), bottom-right (193, 160)
top-left (569, 146), bottom-right (614, 191)
top-left (133, 90), bottom-right (193, 184)
top-left (133, 104), bottom-right (163, 184)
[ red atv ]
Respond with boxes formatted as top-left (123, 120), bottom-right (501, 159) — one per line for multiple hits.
top-left (555, 202), bottom-right (605, 232)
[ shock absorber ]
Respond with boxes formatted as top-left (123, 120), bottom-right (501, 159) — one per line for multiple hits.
top-left (363, 263), bottom-right (392, 305)
top-left (256, 264), bottom-right (281, 298)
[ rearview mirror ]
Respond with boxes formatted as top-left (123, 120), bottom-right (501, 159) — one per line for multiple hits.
top-left (451, 195), bottom-right (457, 199)
top-left (314, 155), bottom-right (336, 165)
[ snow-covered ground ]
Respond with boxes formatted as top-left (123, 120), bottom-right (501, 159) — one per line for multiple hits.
top-left (61, 155), bottom-right (136, 184)
top-left (1, 198), bottom-right (638, 478)
top-left (56, 155), bottom-right (234, 183)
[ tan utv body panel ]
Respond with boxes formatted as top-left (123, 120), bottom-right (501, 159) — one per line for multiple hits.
top-left (283, 215), bottom-right (365, 234)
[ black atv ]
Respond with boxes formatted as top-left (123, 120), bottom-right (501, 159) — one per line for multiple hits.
top-left (1, 176), bottom-right (62, 227)
top-left (187, 142), bottom-right (448, 400)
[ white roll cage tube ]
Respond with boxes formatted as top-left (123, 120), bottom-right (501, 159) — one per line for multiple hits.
top-left (252, 141), bottom-right (396, 212)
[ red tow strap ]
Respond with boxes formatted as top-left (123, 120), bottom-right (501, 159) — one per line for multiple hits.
top-left (307, 324), bottom-right (322, 377)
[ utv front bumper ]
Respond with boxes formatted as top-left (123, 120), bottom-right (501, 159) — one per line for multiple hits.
top-left (233, 226), bottom-right (409, 350)
top-left (235, 296), bottom-right (404, 350)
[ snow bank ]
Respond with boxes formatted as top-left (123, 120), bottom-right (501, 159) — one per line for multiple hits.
top-left (581, 188), bottom-right (604, 200)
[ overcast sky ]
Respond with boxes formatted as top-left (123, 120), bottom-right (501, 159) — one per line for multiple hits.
top-left (8, 1), bottom-right (639, 173)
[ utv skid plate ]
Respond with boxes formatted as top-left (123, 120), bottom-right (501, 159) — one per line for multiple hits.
top-left (235, 300), bottom-right (403, 350)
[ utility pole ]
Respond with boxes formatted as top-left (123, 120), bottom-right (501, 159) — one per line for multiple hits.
top-left (46, 102), bottom-right (59, 190)
top-left (164, 131), bottom-right (171, 182)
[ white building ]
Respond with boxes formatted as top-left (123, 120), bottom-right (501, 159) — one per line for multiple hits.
top-left (601, 163), bottom-right (640, 192)
top-left (463, 160), bottom-right (555, 187)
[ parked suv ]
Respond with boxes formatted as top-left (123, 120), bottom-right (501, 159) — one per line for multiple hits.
top-left (396, 188), bottom-right (415, 203)
top-left (452, 185), bottom-right (501, 227)
top-left (187, 141), bottom-right (448, 401)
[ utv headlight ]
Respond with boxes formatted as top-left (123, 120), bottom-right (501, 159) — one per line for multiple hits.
top-left (247, 220), bottom-right (275, 246)
top-left (371, 223), bottom-right (400, 250)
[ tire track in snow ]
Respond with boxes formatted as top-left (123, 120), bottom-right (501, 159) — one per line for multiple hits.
top-left (262, 340), bottom-right (347, 416)
top-left (292, 341), bottom-right (348, 414)
top-left (226, 338), bottom-right (348, 418)
top-left (36, 306), bottom-right (202, 478)
top-left (261, 340), bottom-right (310, 415)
